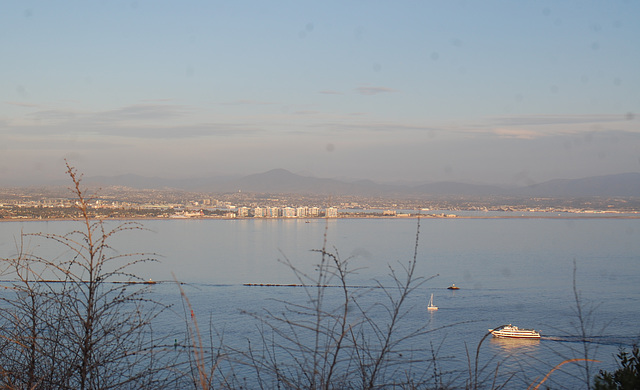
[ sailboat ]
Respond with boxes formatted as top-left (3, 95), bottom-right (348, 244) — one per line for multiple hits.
top-left (428, 293), bottom-right (438, 311)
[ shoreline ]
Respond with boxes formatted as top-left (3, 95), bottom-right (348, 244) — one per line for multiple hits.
top-left (2, 214), bottom-right (640, 223)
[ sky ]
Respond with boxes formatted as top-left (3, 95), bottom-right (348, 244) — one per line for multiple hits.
top-left (1, 1), bottom-right (639, 187)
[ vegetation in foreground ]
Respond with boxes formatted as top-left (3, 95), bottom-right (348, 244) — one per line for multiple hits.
top-left (594, 345), bottom-right (640, 390)
top-left (0, 164), bottom-right (175, 389)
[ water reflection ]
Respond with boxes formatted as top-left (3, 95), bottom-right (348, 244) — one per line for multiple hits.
top-left (489, 337), bottom-right (540, 353)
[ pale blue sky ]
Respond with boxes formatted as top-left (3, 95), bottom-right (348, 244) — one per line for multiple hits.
top-left (1, 1), bottom-right (638, 186)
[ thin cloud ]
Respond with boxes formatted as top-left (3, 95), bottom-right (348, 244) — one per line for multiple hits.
top-left (140, 98), bottom-right (174, 102)
top-left (5, 103), bottom-right (265, 139)
top-left (22, 104), bottom-right (190, 128)
top-left (310, 121), bottom-right (439, 133)
top-left (491, 114), bottom-right (631, 127)
top-left (218, 99), bottom-right (275, 106)
top-left (4, 101), bottom-right (41, 108)
top-left (23, 104), bottom-right (189, 126)
top-left (93, 104), bottom-right (189, 122)
top-left (10, 122), bottom-right (263, 139)
top-left (476, 114), bottom-right (640, 140)
top-left (492, 128), bottom-right (540, 139)
top-left (355, 86), bottom-right (397, 95)
top-left (28, 110), bottom-right (78, 122)
top-left (293, 110), bottom-right (321, 116)
top-left (103, 124), bottom-right (263, 139)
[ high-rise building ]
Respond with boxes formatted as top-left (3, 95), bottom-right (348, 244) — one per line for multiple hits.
top-left (267, 207), bottom-right (280, 218)
top-left (296, 207), bottom-right (308, 218)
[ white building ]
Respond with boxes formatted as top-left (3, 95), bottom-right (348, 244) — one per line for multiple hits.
top-left (296, 207), bottom-right (308, 218)
top-left (237, 207), bottom-right (249, 217)
top-left (267, 207), bottom-right (280, 218)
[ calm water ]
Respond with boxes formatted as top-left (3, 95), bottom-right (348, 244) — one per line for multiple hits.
top-left (1, 217), bottom-right (639, 388)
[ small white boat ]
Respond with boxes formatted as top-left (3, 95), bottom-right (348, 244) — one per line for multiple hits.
top-left (489, 324), bottom-right (540, 339)
top-left (428, 293), bottom-right (438, 310)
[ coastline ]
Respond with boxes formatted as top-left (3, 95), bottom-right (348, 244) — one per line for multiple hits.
top-left (2, 213), bottom-right (640, 223)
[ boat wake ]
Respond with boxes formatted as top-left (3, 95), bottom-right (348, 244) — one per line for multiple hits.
top-left (542, 335), bottom-right (637, 347)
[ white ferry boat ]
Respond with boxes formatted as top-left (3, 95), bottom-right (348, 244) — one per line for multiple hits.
top-left (489, 324), bottom-right (540, 339)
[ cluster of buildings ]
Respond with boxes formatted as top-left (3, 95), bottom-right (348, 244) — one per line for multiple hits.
top-left (216, 206), bottom-right (338, 219)
top-left (4, 186), bottom-right (638, 221)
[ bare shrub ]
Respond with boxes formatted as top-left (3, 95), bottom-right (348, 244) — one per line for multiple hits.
top-left (232, 219), bottom-right (454, 389)
top-left (0, 163), bottom-right (173, 389)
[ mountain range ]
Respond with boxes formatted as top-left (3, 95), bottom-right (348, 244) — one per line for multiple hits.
top-left (79, 169), bottom-right (640, 198)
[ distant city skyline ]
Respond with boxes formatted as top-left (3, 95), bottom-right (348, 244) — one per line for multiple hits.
top-left (1, 1), bottom-right (638, 186)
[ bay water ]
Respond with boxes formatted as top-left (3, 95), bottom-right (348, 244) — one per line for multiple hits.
top-left (1, 216), bottom-right (638, 388)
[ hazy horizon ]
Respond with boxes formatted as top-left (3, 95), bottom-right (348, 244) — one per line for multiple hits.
top-left (2, 2), bottom-right (639, 187)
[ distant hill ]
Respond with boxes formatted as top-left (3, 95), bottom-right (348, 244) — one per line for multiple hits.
top-left (199, 169), bottom-right (400, 196)
top-left (84, 174), bottom-right (172, 189)
top-left (514, 172), bottom-right (640, 197)
top-left (69, 170), bottom-right (640, 198)
top-left (409, 181), bottom-right (506, 197)
top-left (82, 173), bottom-right (240, 191)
